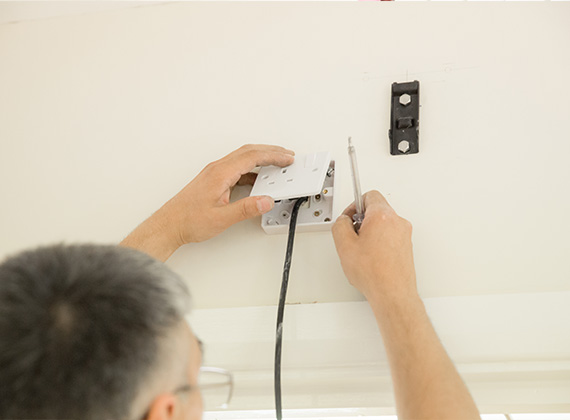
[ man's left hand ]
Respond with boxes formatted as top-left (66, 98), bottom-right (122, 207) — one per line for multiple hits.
top-left (120, 144), bottom-right (294, 261)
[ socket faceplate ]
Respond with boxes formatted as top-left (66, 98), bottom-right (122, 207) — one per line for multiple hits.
top-left (250, 151), bottom-right (331, 201)
top-left (260, 160), bottom-right (336, 234)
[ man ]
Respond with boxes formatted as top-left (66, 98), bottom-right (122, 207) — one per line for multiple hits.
top-left (0, 145), bottom-right (480, 419)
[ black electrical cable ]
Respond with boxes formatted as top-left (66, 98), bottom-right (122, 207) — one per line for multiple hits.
top-left (274, 196), bottom-right (308, 420)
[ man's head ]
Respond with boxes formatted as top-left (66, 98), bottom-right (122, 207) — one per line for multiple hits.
top-left (0, 243), bottom-right (203, 420)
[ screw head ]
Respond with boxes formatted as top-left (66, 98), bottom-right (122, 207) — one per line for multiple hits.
top-left (399, 93), bottom-right (411, 106)
top-left (398, 140), bottom-right (410, 153)
top-left (313, 210), bottom-right (322, 217)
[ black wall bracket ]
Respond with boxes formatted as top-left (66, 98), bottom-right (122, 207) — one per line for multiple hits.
top-left (389, 81), bottom-right (420, 155)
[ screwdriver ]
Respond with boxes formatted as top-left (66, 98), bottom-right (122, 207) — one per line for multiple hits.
top-left (348, 137), bottom-right (365, 233)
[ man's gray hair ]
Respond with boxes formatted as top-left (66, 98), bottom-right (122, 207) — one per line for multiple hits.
top-left (0, 243), bottom-right (191, 419)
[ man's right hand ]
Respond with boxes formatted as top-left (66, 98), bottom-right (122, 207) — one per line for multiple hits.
top-left (333, 191), bottom-right (480, 420)
top-left (331, 190), bottom-right (417, 303)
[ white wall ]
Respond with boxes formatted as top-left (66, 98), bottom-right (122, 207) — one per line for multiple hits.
top-left (1, 2), bottom-right (569, 412)
top-left (189, 293), bottom-right (570, 413)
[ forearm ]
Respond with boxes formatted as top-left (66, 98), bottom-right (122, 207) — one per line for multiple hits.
top-left (119, 207), bottom-right (182, 262)
top-left (369, 293), bottom-right (480, 420)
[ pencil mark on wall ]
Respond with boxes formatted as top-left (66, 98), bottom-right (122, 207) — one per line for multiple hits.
top-left (360, 63), bottom-right (479, 83)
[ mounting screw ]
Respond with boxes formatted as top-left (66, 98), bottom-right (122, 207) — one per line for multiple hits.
top-left (322, 189), bottom-right (328, 195)
top-left (398, 140), bottom-right (410, 153)
top-left (399, 93), bottom-right (411, 106)
top-left (313, 210), bottom-right (322, 217)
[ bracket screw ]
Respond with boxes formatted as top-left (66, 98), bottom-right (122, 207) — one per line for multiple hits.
top-left (399, 93), bottom-right (411, 106)
top-left (398, 140), bottom-right (410, 153)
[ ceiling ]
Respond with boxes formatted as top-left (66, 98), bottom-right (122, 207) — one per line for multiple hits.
top-left (0, 1), bottom-right (164, 25)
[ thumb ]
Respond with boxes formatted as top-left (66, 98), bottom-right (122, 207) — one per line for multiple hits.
top-left (221, 195), bottom-right (274, 225)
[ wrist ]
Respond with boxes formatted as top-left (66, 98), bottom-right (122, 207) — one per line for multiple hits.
top-left (150, 205), bottom-right (185, 250)
top-left (367, 291), bottom-right (426, 344)
top-left (120, 206), bottom-right (183, 262)
top-left (365, 286), bottom-right (423, 315)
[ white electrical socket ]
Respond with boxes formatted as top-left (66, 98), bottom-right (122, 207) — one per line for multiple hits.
top-left (250, 151), bottom-right (331, 201)
top-left (250, 152), bottom-right (336, 234)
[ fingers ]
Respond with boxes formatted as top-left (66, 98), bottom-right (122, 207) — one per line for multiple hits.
top-left (236, 172), bottom-right (257, 186)
top-left (228, 150), bottom-right (294, 187)
top-left (234, 149), bottom-right (295, 171)
top-left (363, 190), bottom-right (394, 213)
top-left (223, 144), bottom-right (295, 168)
top-left (219, 195), bottom-right (274, 226)
top-left (331, 214), bottom-right (358, 255)
top-left (342, 202), bottom-right (357, 218)
top-left (233, 144), bottom-right (295, 157)
top-left (341, 190), bottom-right (393, 219)
top-left (214, 148), bottom-right (294, 189)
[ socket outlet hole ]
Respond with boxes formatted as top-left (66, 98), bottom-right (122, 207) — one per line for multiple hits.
top-left (286, 179), bottom-right (293, 182)
top-left (312, 168), bottom-right (318, 172)
top-left (281, 211), bottom-right (290, 219)
top-left (282, 169), bottom-right (287, 174)
top-left (315, 194), bottom-right (321, 201)
top-left (268, 181), bottom-right (275, 185)
top-left (262, 175), bottom-right (269, 180)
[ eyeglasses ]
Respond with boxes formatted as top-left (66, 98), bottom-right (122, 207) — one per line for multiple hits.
top-left (137, 366), bottom-right (233, 419)
top-left (199, 366), bottom-right (234, 410)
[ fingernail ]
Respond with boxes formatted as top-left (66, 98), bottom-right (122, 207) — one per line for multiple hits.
top-left (257, 196), bottom-right (274, 213)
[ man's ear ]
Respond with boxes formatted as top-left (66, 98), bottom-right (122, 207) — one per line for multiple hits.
top-left (145, 394), bottom-right (178, 420)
